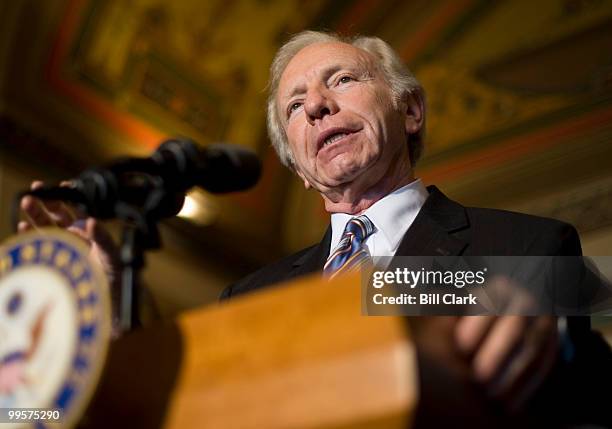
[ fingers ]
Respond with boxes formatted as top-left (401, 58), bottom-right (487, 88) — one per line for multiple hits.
top-left (471, 316), bottom-right (531, 384)
top-left (455, 315), bottom-right (495, 356)
top-left (491, 317), bottom-right (558, 406)
top-left (17, 220), bottom-right (32, 233)
top-left (68, 218), bottom-right (121, 283)
top-left (506, 320), bottom-right (558, 412)
top-left (17, 181), bottom-right (120, 289)
top-left (66, 223), bottom-right (92, 243)
top-left (87, 218), bottom-right (121, 274)
top-left (456, 315), bottom-right (559, 413)
top-left (19, 180), bottom-right (78, 230)
top-left (20, 194), bottom-right (54, 228)
top-left (31, 181), bottom-right (62, 214)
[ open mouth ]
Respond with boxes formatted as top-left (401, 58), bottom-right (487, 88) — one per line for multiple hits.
top-left (323, 132), bottom-right (350, 146)
top-left (317, 128), bottom-right (358, 153)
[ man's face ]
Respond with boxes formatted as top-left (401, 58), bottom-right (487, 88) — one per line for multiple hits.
top-left (277, 42), bottom-right (415, 198)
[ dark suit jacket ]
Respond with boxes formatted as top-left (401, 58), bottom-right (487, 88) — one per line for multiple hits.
top-left (221, 186), bottom-right (612, 426)
top-left (223, 186), bottom-right (585, 298)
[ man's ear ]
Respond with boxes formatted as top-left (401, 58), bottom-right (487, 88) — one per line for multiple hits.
top-left (404, 91), bottom-right (425, 135)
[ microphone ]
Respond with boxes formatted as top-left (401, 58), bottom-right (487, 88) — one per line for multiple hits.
top-left (150, 139), bottom-right (262, 194)
top-left (23, 138), bottom-right (262, 220)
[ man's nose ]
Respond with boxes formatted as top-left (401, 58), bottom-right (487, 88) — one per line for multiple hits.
top-left (304, 88), bottom-right (337, 125)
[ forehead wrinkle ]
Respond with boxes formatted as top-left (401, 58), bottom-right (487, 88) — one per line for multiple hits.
top-left (282, 64), bottom-right (344, 102)
top-left (277, 42), bottom-right (381, 119)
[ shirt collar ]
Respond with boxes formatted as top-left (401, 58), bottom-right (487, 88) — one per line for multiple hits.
top-left (329, 178), bottom-right (429, 253)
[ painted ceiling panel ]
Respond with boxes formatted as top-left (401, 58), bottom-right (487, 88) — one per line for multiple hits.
top-left (0, 0), bottom-right (610, 257)
top-left (68, 0), bottom-right (331, 152)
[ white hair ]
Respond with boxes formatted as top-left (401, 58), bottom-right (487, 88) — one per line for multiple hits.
top-left (267, 30), bottom-right (426, 169)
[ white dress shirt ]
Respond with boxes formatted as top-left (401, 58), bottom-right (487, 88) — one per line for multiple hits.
top-left (329, 179), bottom-right (429, 259)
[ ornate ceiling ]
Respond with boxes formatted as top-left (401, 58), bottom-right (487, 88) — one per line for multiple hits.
top-left (1, 0), bottom-right (611, 266)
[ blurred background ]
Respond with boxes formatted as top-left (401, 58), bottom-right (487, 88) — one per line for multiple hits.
top-left (0, 0), bottom-right (611, 331)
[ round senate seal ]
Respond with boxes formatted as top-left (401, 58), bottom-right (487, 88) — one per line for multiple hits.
top-left (0, 228), bottom-right (111, 428)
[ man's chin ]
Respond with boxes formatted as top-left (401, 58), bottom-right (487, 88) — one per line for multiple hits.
top-left (317, 175), bottom-right (376, 199)
top-left (318, 176), bottom-right (357, 193)
top-left (318, 164), bottom-right (366, 187)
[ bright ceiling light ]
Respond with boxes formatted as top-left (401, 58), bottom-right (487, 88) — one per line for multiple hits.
top-left (177, 195), bottom-right (200, 219)
top-left (176, 190), bottom-right (218, 225)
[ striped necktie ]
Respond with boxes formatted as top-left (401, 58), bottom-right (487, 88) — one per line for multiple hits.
top-left (324, 215), bottom-right (376, 279)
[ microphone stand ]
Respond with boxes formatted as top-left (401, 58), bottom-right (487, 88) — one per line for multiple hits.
top-left (115, 210), bottom-right (153, 331)
top-left (12, 172), bottom-right (183, 334)
top-left (13, 188), bottom-right (170, 334)
top-left (114, 182), bottom-right (167, 332)
top-left (12, 138), bottom-right (261, 333)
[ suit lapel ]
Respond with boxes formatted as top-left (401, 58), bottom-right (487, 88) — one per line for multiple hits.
top-left (290, 226), bottom-right (331, 276)
top-left (288, 186), bottom-right (469, 276)
top-left (395, 186), bottom-right (469, 256)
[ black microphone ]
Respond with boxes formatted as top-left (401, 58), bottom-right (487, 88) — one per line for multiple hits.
top-left (149, 139), bottom-right (262, 194)
top-left (22, 138), bottom-right (262, 220)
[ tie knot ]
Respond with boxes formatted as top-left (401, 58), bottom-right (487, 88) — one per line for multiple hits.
top-left (343, 215), bottom-right (375, 241)
top-left (324, 215), bottom-right (375, 278)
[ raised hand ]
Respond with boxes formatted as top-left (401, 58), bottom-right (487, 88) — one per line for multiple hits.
top-left (18, 181), bottom-right (121, 286)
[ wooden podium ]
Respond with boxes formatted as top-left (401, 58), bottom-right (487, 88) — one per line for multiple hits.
top-left (0, 229), bottom-right (597, 428)
top-left (81, 273), bottom-right (506, 429)
top-left (80, 273), bottom-right (415, 428)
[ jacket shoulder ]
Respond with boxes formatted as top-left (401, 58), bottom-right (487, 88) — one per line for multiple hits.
top-left (220, 244), bottom-right (318, 300)
top-left (462, 206), bottom-right (581, 256)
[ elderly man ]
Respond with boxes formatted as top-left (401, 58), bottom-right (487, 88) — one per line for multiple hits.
top-left (20, 31), bottom-right (611, 424)
top-left (220, 31), bottom-right (611, 424)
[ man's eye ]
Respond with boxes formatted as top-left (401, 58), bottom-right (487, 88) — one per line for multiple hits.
top-left (288, 102), bottom-right (302, 116)
top-left (338, 76), bottom-right (354, 84)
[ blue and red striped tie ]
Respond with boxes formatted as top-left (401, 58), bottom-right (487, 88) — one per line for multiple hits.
top-left (324, 215), bottom-right (375, 279)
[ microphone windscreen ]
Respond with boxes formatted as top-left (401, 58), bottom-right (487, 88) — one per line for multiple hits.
top-left (199, 143), bottom-right (262, 193)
